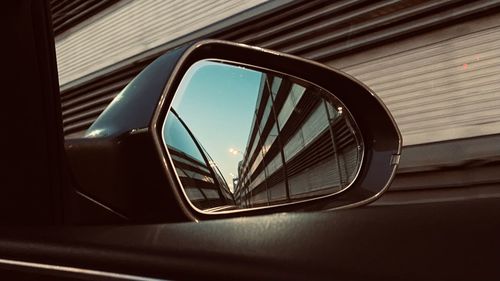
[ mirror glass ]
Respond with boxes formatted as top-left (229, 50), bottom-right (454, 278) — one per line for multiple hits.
top-left (162, 60), bottom-right (363, 213)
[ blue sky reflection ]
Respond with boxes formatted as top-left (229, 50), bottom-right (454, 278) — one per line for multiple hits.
top-left (171, 60), bottom-right (262, 191)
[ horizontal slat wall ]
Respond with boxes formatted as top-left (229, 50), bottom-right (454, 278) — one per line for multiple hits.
top-left (335, 22), bottom-right (500, 145)
top-left (220, 0), bottom-right (500, 59)
top-left (57, 0), bottom-right (271, 137)
top-left (55, 0), bottom-right (267, 86)
top-left (50, 0), bottom-right (121, 36)
top-left (58, 0), bottom-right (500, 140)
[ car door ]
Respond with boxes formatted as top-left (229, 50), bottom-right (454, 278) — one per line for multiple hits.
top-left (1, 1), bottom-right (499, 280)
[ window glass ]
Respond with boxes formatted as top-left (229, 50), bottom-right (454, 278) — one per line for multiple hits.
top-left (271, 77), bottom-right (282, 97)
top-left (203, 189), bottom-right (221, 199)
top-left (171, 154), bottom-right (210, 174)
top-left (185, 188), bottom-right (205, 201)
top-left (266, 153), bottom-right (283, 176)
top-left (277, 84), bottom-right (305, 128)
top-left (259, 95), bottom-right (273, 132)
top-left (284, 102), bottom-right (330, 161)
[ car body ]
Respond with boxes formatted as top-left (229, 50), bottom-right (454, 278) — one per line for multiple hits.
top-left (0, 1), bottom-right (499, 280)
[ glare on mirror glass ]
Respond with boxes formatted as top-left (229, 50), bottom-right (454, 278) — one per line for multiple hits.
top-left (162, 60), bottom-right (363, 213)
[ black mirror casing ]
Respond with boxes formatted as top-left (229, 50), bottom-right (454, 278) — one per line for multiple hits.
top-left (66, 40), bottom-right (401, 223)
top-left (65, 46), bottom-right (194, 223)
top-left (152, 40), bottom-right (401, 220)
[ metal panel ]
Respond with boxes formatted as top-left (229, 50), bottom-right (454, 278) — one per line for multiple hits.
top-left (50, 0), bottom-right (121, 36)
top-left (55, 0), bottom-right (267, 86)
top-left (57, 0), bottom-right (500, 141)
top-left (329, 17), bottom-right (500, 145)
top-left (222, 0), bottom-right (500, 59)
top-left (58, 0), bottom-right (289, 137)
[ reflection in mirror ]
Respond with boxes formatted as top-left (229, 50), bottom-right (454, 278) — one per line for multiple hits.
top-left (162, 60), bottom-right (363, 213)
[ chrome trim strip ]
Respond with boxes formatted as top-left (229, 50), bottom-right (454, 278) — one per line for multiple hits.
top-left (0, 258), bottom-right (167, 280)
top-left (77, 191), bottom-right (128, 220)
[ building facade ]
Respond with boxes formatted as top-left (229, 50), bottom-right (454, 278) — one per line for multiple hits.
top-left (53, 0), bottom-right (500, 203)
top-left (233, 73), bottom-right (362, 207)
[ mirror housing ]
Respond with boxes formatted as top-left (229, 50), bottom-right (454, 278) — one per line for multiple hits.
top-left (66, 40), bottom-right (401, 223)
top-left (163, 60), bottom-right (365, 212)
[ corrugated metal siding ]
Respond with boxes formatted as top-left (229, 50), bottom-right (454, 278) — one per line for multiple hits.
top-left (221, 0), bottom-right (500, 59)
top-left (50, 0), bottom-right (121, 36)
top-left (55, 0), bottom-right (267, 86)
top-left (334, 22), bottom-right (500, 145)
top-left (58, 0), bottom-right (500, 139)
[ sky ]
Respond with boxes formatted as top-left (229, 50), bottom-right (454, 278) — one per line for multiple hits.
top-left (169, 60), bottom-right (262, 190)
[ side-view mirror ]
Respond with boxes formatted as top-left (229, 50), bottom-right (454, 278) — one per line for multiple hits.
top-left (66, 40), bottom-right (401, 223)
